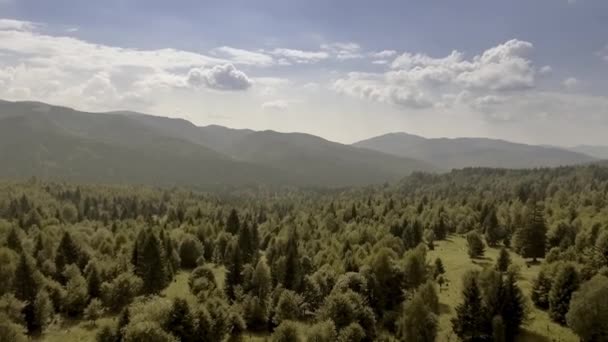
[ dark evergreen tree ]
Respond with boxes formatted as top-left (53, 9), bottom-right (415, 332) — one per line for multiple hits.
top-left (434, 258), bottom-right (446, 279)
top-left (226, 209), bottom-right (240, 235)
top-left (283, 229), bottom-right (302, 291)
top-left (86, 263), bottom-right (102, 299)
top-left (55, 231), bottom-right (81, 282)
top-left (139, 231), bottom-right (169, 294)
top-left (500, 273), bottom-right (526, 341)
top-left (6, 227), bottom-right (23, 253)
top-left (452, 276), bottom-right (489, 341)
top-left (495, 248), bottom-right (511, 273)
top-left (13, 253), bottom-right (39, 333)
top-left (225, 241), bottom-right (243, 300)
top-left (483, 208), bottom-right (501, 246)
top-left (165, 298), bottom-right (195, 342)
top-left (516, 203), bottom-right (547, 262)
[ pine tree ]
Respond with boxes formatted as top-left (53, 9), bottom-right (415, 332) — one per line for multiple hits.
top-left (433, 215), bottom-right (447, 240)
top-left (238, 222), bottom-right (253, 264)
top-left (496, 248), bottom-right (511, 273)
top-left (452, 276), bottom-right (489, 341)
top-left (434, 258), bottom-right (446, 279)
top-left (13, 254), bottom-right (39, 333)
top-left (549, 264), bottom-right (579, 324)
top-left (166, 298), bottom-right (195, 342)
top-left (86, 263), bottom-right (102, 299)
top-left (55, 231), bottom-right (81, 282)
top-left (139, 231), bottom-right (169, 295)
top-left (283, 229), bottom-right (302, 291)
top-left (225, 241), bottom-right (243, 300)
top-left (6, 228), bottom-right (23, 253)
top-left (501, 273), bottom-right (526, 341)
top-left (516, 203), bottom-right (547, 262)
top-left (483, 208), bottom-right (501, 246)
top-left (226, 209), bottom-right (240, 235)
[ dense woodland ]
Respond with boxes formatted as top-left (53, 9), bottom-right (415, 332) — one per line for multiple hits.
top-left (1, 165), bottom-right (608, 341)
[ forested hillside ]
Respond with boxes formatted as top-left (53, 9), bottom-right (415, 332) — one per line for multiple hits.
top-left (1, 165), bottom-right (607, 341)
top-left (0, 100), bottom-right (435, 187)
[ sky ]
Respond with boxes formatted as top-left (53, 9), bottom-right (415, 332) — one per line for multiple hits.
top-left (0, 0), bottom-right (607, 146)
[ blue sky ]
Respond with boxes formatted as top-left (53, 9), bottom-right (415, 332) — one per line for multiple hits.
top-left (1, 0), bottom-right (607, 145)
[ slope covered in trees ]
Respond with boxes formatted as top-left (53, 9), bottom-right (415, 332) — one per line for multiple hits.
top-left (0, 165), bottom-right (605, 341)
top-left (0, 100), bottom-right (435, 187)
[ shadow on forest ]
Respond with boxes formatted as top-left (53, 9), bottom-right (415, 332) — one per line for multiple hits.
top-left (439, 303), bottom-right (451, 315)
top-left (516, 329), bottom-right (552, 342)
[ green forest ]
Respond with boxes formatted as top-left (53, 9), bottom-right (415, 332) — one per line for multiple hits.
top-left (1, 165), bottom-right (608, 342)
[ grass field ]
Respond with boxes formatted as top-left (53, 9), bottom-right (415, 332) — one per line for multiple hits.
top-left (35, 240), bottom-right (578, 341)
top-left (428, 236), bottom-right (578, 342)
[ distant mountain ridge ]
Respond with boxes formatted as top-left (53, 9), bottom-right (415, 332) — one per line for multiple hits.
top-left (0, 100), bottom-right (435, 187)
top-left (353, 132), bottom-right (596, 170)
top-left (567, 145), bottom-right (608, 160)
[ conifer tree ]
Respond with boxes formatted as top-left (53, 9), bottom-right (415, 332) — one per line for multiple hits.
top-left (225, 241), bottom-right (243, 300)
top-left (13, 253), bottom-right (39, 333)
top-left (483, 208), bottom-right (501, 246)
top-left (515, 203), bottom-right (547, 262)
top-left (226, 209), bottom-right (240, 235)
top-left (6, 227), bottom-right (23, 253)
top-left (434, 258), bottom-right (446, 279)
top-left (496, 248), bottom-right (511, 273)
top-left (283, 229), bottom-right (302, 291)
top-left (55, 231), bottom-right (81, 281)
top-left (86, 263), bottom-right (102, 299)
top-left (166, 298), bottom-right (195, 342)
top-left (139, 231), bottom-right (169, 295)
top-left (452, 275), bottom-right (489, 341)
top-left (501, 273), bottom-right (526, 341)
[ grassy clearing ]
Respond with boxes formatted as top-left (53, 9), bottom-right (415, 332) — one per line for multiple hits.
top-left (428, 236), bottom-right (578, 342)
top-left (34, 317), bottom-right (115, 342)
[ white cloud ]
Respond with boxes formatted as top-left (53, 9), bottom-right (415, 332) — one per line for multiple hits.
top-left (371, 50), bottom-right (397, 59)
top-left (372, 60), bottom-right (389, 65)
top-left (539, 65), bottom-right (552, 74)
top-left (321, 42), bottom-right (364, 60)
top-left (562, 77), bottom-right (579, 89)
top-left (187, 64), bottom-right (252, 91)
top-left (333, 39), bottom-right (537, 109)
top-left (0, 19), bottom-right (259, 112)
top-left (262, 99), bottom-right (289, 111)
top-left (0, 19), bottom-right (37, 31)
top-left (0, 29), bottom-right (226, 71)
top-left (267, 48), bottom-right (329, 64)
top-left (211, 46), bottom-right (274, 66)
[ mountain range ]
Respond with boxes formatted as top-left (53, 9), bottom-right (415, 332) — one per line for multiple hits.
top-left (353, 132), bottom-right (596, 170)
top-left (0, 99), bottom-right (601, 187)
